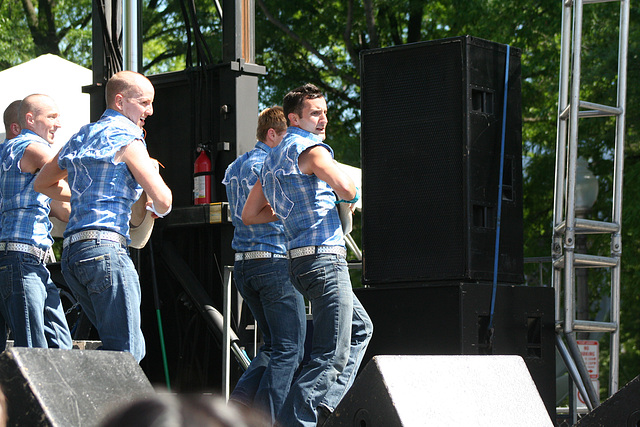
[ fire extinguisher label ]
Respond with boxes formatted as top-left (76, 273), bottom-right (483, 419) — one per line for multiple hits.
top-left (194, 175), bottom-right (207, 199)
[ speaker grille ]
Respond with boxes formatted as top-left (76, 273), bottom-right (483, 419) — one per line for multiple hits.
top-left (362, 41), bottom-right (465, 281)
top-left (361, 36), bottom-right (523, 285)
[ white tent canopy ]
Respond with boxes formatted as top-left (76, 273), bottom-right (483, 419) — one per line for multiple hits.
top-left (0, 54), bottom-right (92, 147)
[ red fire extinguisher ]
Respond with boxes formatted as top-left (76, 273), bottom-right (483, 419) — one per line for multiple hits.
top-left (194, 147), bottom-right (211, 205)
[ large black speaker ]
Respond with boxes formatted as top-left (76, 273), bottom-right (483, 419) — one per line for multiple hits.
top-left (0, 347), bottom-right (155, 426)
top-left (353, 284), bottom-right (556, 419)
top-left (361, 36), bottom-right (523, 285)
top-left (325, 355), bottom-right (553, 426)
top-left (576, 374), bottom-right (640, 426)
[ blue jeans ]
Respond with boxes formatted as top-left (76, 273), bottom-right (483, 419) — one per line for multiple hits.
top-left (61, 239), bottom-right (145, 362)
top-left (0, 251), bottom-right (72, 349)
top-left (277, 254), bottom-right (373, 427)
top-left (230, 257), bottom-right (306, 424)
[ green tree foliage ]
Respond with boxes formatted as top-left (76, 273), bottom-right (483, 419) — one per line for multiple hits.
top-left (0, 0), bottom-right (92, 68)
top-left (142, 0), bottom-right (222, 74)
top-left (0, 0), bottom-right (36, 68)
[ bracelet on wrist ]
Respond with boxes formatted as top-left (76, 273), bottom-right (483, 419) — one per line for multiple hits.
top-left (335, 187), bottom-right (360, 204)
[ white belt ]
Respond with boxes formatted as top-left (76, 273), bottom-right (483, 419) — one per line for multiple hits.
top-left (235, 251), bottom-right (287, 261)
top-left (288, 245), bottom-right (347, 259)
top-left (0, 242), bottom-right (47, 263)
top-left (63, 230), bottom-right (127, 249)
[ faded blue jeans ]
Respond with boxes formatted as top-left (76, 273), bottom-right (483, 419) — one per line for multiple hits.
top-left (61, 239), bottom-right (145, 362)
top-left (277, 253), bottom-right (373, 427)
top-left (0, 251), bottom-right (72, 349)
top-left (230, 257), bottom-right (306, 424)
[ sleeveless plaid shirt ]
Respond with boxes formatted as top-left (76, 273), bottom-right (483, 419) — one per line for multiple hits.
top-left (57, 109), bottom-right (144, 244)
top-left (261, 127), bottom-right (344, 250)
top-left (0, 130), bottom-right (53, 250)
top-left (223, 141), bottom-right (287, 254)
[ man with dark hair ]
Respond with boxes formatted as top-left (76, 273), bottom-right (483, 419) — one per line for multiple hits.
top-left (3, 100), bottom-right (22, 140)
top-left (243, 84), bottom-right (373, 427)
top-left (0, 100), bottom-right (22, 351)
top-left (0, 94), bottom-right (72, 349)
top-left (34, 71), bottom-right (172, 362)
top-left (223, 106), bottom-right (306, 424)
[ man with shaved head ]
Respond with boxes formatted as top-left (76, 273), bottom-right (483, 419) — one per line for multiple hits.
top-left (35, 71), bottom-right (172, 362)
top-left (0, 94), bottom-right (73, 349)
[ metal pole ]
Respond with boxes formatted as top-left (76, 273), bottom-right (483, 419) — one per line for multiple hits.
top-left (222, 266), bottom-right (233, 401)
top-left (610, 0), bottom-right (630, 395)
top-left (123, 0), bottom-right (138, 71)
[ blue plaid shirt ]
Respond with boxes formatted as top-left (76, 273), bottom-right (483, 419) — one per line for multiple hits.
top-left (0, 138), bottom-right (8, 236)
top-left (57, 109), bottom-right (144, 244)
top-left (222, 141), bottom-right (286, 254)
top-left (261, 127), bottom-right (344, 250)
top-left (0, 130), bottom-right (54, 250)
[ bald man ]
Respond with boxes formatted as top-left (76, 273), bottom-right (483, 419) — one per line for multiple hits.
top-left (0, 94), bottom-right (73, 349)
top-left (35, 71), bottom-right (172, 362)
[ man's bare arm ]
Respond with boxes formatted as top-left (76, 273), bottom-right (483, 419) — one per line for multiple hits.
top-left (33, 152), bottom-right (71, 202)
top-left (242, 180), bottom-right (278, 225)
top-left (121, 139), bottom-right (172, 216)
top-left (49, 200), bottom-right (71, 222)
top-left (299, 146), bottom-right (356, 202)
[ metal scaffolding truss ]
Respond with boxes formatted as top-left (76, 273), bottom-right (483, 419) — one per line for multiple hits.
top-left (552, 0), bottom-right (630, 420)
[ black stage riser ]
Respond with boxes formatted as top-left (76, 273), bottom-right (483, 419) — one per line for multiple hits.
top-left (576, 373), bottom-right (640, 427)
top-left (360, 35), bottom-right (523, 285)
top-left (325, 355), bottom-right (553, 427)
top-left (0, 347), bottom-right (154, 427)
top-left (354, 284), bottom-right (556, 420)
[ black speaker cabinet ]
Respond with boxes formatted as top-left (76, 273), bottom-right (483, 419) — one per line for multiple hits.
top-left (360, 35), bottom-right (523, 285)
top-left (576, 373), bottom-right (640, 426)
top-left (354, 284), bottom-right (555, 419)
top-left (325, 355), bottom-right (553, 426)
top-left (146, 65), bottom-right (261, 207)
top-left (0, 347), bottom-right (155, 426)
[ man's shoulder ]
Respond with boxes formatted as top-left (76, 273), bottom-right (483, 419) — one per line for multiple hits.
top-left (93, 109), bottom-right (143, 139)
top-left (223, 150), bottom-right (257, 182)
top-left (277, 132), bottom-right (310, 153)
top-left (1, 133), bottom-right (33, 156)
top-left (226, 150), bottom-right (254, 170)
top-left (10, 131), bottom-right (37, 145)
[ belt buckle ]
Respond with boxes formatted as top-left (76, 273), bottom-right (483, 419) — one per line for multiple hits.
top-left (36, 247), bottom-right (46, 263)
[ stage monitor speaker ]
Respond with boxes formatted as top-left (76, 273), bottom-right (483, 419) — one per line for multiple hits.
top-left (0, 347), bottom-right (155, 427)
top-left (360, 35), bottom-right (523, 285)
top-left (576, 373), bottom-right (640, 427)
top-left (325, 355), bottom-right (552, 427)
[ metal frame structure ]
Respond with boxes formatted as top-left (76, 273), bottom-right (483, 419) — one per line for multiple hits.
top-left (552, 0), bottom-right (630, 421)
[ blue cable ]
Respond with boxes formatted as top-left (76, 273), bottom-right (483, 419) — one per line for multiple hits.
top-left (488, 45), bottom-right (511, 335)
